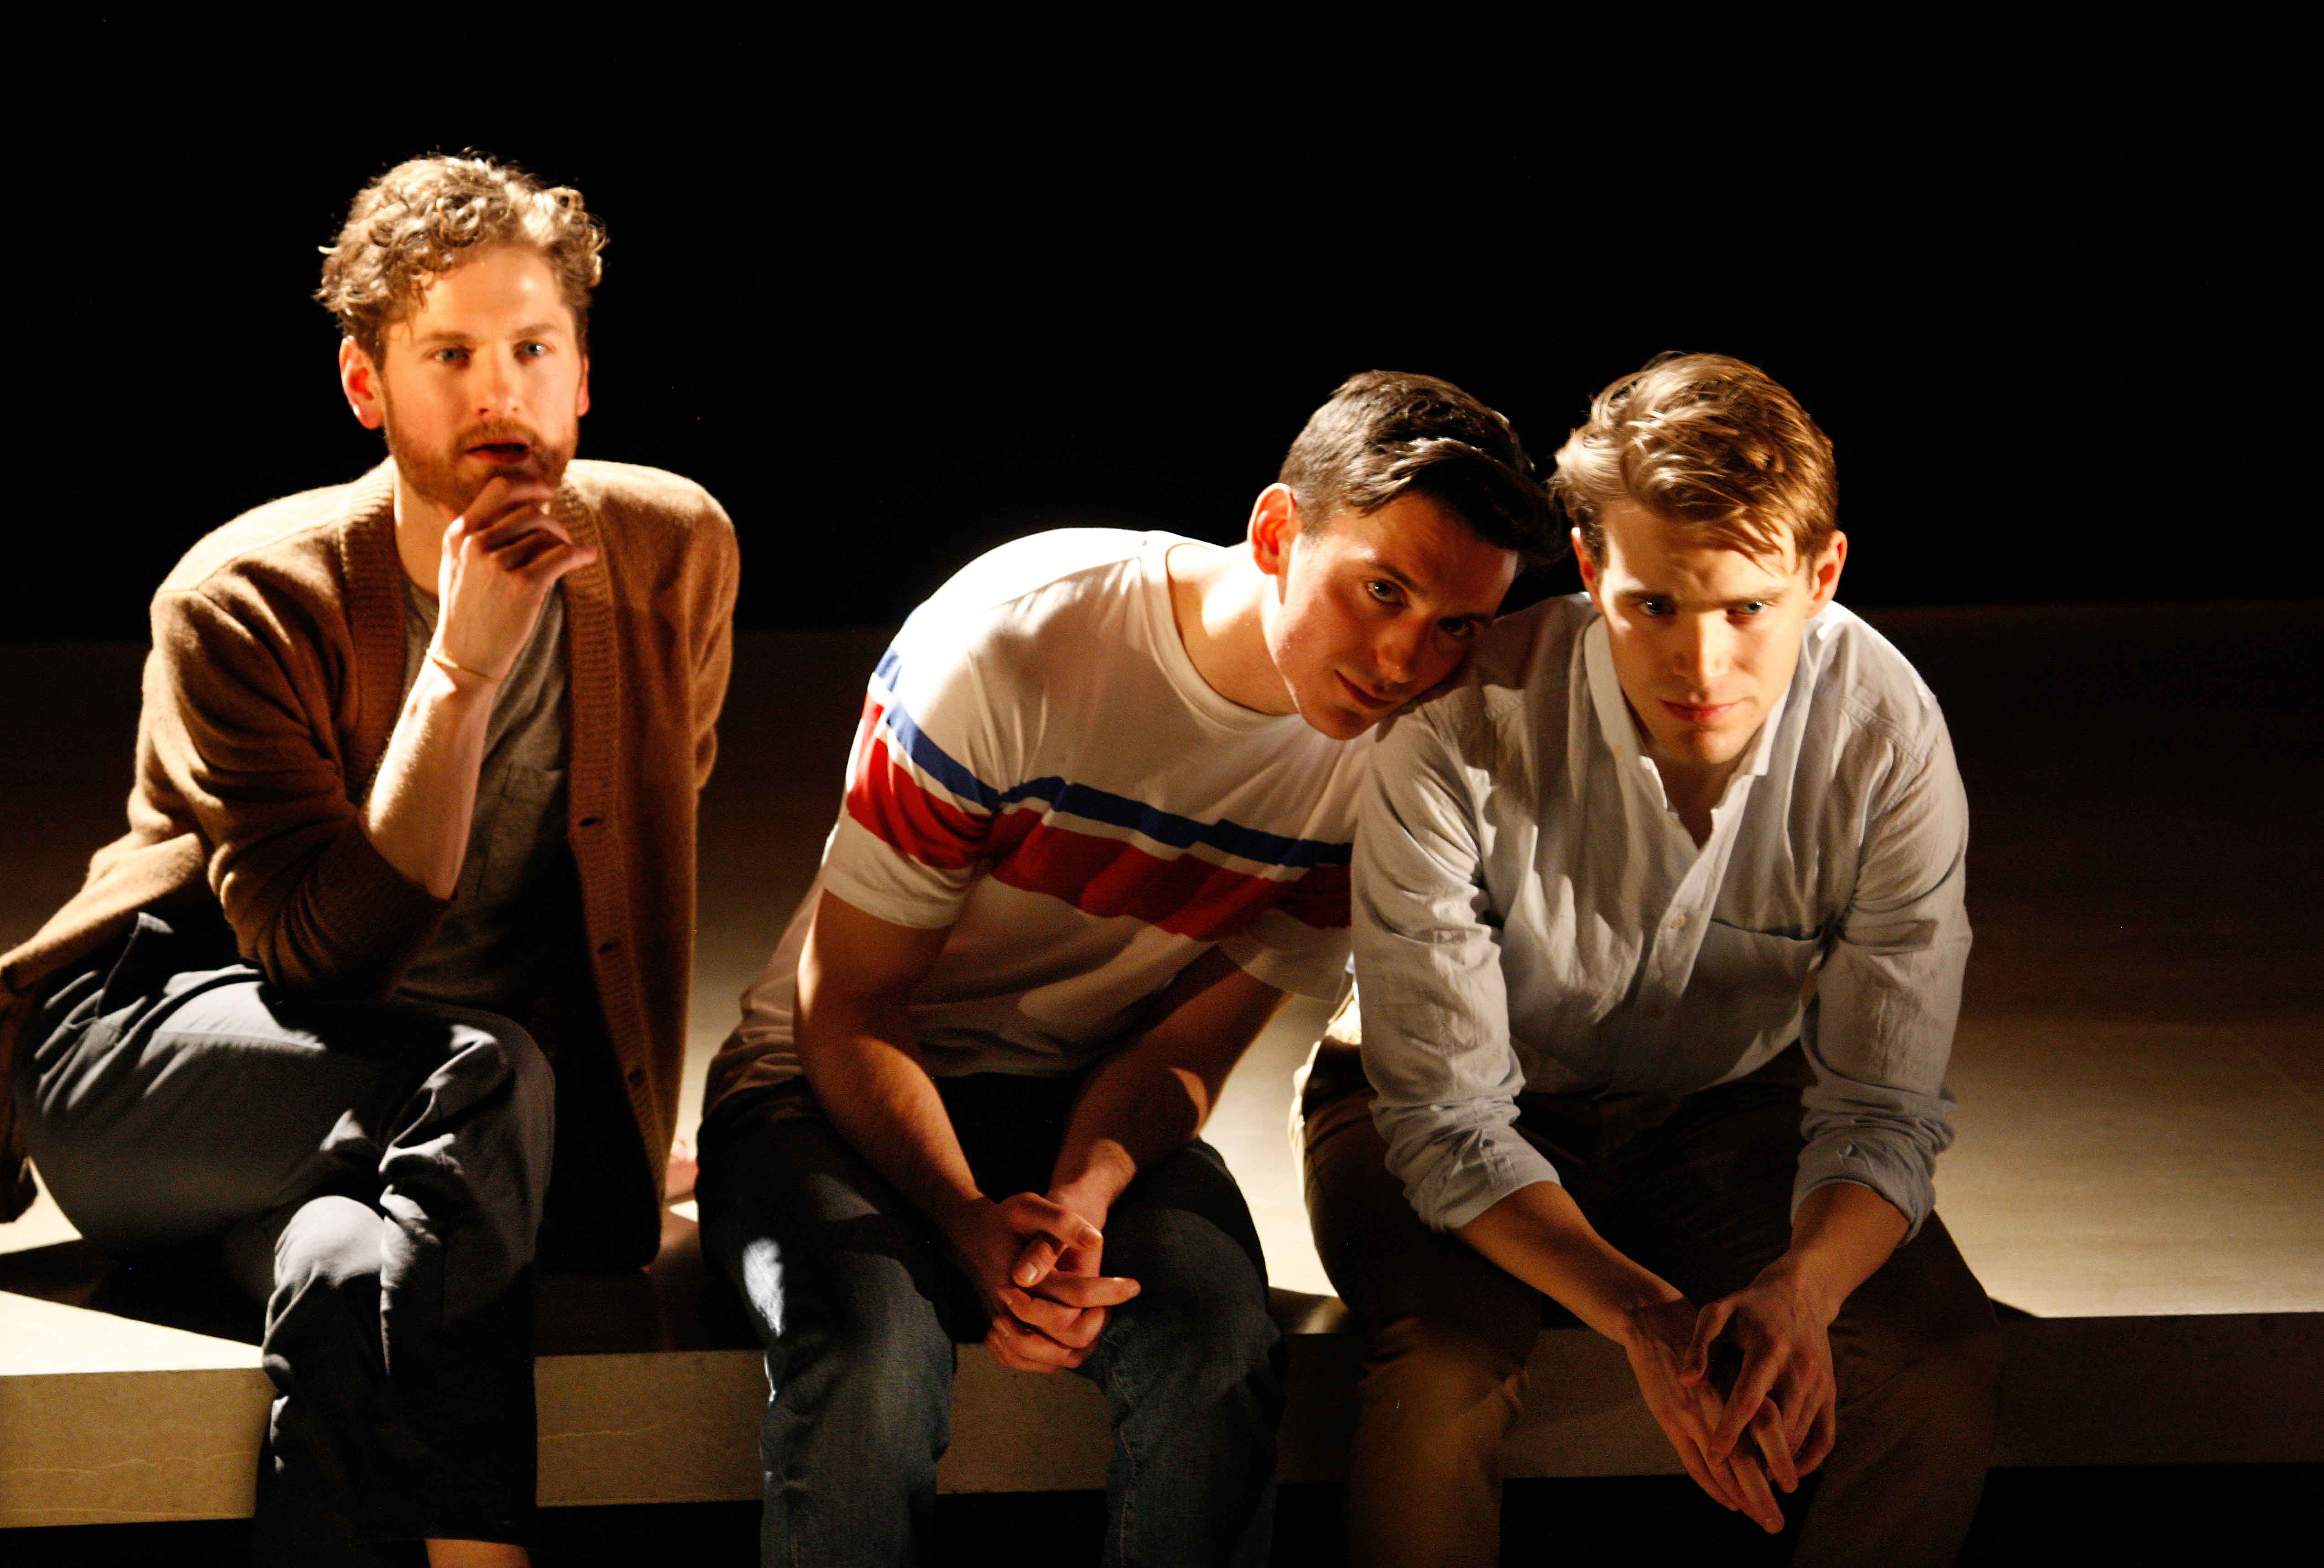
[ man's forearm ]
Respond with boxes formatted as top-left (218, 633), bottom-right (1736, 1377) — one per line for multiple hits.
top-left (796, 996), bottom-right (984, 1232)
top-left (1755, 1181), bottom-right (1908, 1326)
top-left (359, 662), bottom-right (495, 899)
top-left (1046, 954), bottom-right (1286, 1218)
top-left (1048, 1053), bottom-right (1208, 1219)
top-left (1457, 1181), bottom-right (1688, 1348)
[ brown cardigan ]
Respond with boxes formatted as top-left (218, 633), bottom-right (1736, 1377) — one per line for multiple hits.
top-left (0, 460), bottom-right (738, 1223)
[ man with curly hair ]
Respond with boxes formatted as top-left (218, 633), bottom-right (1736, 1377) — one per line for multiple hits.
top-left (0, 154), bottom-right (738, 1567)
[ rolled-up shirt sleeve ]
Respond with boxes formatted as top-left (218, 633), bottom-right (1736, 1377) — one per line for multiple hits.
top-left (1796, 717), bottom-right (1971, 1241)
top-left (1355, 708), bottom-right (1561, 1231)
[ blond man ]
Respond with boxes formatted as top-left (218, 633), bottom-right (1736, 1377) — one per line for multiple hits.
top-left (1301, 354), bottom-right (2003, 1567)
top-left (1, 156), bottom-right (737, 1567)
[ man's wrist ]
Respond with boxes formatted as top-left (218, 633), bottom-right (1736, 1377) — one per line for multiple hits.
top-left (413, 653), bottom-right (498, 708)
top-left (426, 645), bottom-right (505, 685)
top-left (1046, 1173), bottom-right (1118, 1232)
top-left (1609, 1287), bottom-right (1694, 1353)
top-left (1752, 1254), bottom-right (1845, 1328)
top-left (926, 1187), bottom-right (992, 1246)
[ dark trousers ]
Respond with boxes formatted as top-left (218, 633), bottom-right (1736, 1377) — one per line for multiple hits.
top-left (1300, 1045), bottom-right (2004, 1568)
top-left (698, 1074), bottom-right (1284, 1568)
top-left (13, 911), bottom-right (559, 1566)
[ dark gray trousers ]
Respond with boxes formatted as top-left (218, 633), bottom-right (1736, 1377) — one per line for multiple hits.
top-left (13, 910), bottom-right (556, 1566)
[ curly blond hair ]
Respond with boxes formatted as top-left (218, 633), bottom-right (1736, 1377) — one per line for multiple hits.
top-left (1551, 353), bottom-right (1837, 567)
top-left (317, 153), bottom-right (605, 362)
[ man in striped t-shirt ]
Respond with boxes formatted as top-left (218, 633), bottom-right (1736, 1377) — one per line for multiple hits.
top-left (699, 373), bottom-right (1558, 1567)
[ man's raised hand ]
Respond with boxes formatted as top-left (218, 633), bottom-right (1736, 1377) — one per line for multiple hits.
top-left (433, 475), bottom-right (597, 681)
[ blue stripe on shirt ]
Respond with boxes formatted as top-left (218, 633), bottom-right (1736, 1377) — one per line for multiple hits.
top-left (871, 645), bottom-right (1351, 872)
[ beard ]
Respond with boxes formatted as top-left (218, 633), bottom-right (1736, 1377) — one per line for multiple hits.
top-left (382, 404), bottom-right (575, 520)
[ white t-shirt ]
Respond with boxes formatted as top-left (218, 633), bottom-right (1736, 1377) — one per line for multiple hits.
top-left (706, 529), bottom-right (1368, 1106)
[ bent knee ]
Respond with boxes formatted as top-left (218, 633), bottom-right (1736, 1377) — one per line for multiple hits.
top-left (264, 1195), bottom-right (386, 1335)
top-left (445, 1014), bottom-right (552, 1103)
top-left (746, 1241), bottom-right (952, 1379)
top-left (1115, 1248), bottom-right (1277, 1374)
top-left (1362, 1312), bottom-right (1531, 1413)
top-left (1866, 1249), bottom-right (2005, 1371)
top-left (1916, 1297), bottom-right (2007, 1397)
top-left (1842, 1285), bottom-right (2006, 1416)
top-left (428, 1015), bottom-right (556, 1161)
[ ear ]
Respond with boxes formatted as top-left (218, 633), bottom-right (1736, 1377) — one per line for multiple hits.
top-left (576, 355), bottom-right (591, 419)
top-left (1572, 525), bottom-right (1603, 601)
top-left (339, 338), bottom-right (386, 431)
top-left (1804, 530), bottom-right (1848, 616)
top-left (1248, 484), bottom-right (1299, 580)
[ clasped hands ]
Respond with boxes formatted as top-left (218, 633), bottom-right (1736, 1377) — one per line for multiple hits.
top-left (1625, 1270), bottom-right (1841, 1535)
top-left (945, 1191), bottom-right (1140, 1374)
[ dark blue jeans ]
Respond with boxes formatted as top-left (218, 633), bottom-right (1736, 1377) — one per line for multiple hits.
top-left (698, 1073), bottom-right (1283, 1568)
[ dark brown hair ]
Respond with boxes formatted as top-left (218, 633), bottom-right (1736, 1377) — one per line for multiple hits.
top-left (317, 153), bottom-right (606, 363)
top-left (1278, 371), bottom-right (1560, 561)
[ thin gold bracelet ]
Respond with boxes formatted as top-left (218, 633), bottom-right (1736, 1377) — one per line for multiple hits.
top-left (427, 648), bottom-right (504, 684)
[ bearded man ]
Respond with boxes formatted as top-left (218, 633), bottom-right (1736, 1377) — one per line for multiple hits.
top-left (0, 154), bottom-right (738, 1568)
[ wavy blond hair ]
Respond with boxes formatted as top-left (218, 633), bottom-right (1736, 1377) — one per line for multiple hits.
top-left (317, 153), bottom-right (605, 362)
top-left (1551, 352), bottom-right (1836, 567)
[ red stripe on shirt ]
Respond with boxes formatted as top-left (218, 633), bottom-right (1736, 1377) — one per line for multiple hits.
top-left (986, 815), bottom-right (1347, 939)
top-left (843, 700), bottom-right (990, 871)
top-left (1269, 861), bottom-right (1351, 930)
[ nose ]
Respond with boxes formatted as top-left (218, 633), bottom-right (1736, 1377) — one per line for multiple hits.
top-left (1375, 615), bottom-right (1428, 690)
top-left (473, 347), bottom-right (523, 418)
top-left (1673, 613), bottom-right (1732, 690)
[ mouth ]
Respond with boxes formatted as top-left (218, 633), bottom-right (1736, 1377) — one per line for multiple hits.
top-left (465, 439), bottom-right (534, 465)
top-left (1339, 673), bottom-right (1399, 711)
top-left (1661, 699), bottom-right (1743, 726)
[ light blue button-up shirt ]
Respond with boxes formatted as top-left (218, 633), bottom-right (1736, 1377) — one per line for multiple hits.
top-left (1355, 594), bottom-right (1968, 1239)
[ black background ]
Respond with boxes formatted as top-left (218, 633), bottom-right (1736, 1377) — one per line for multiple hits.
top-left (17, 56), bottom-right (2291, 640)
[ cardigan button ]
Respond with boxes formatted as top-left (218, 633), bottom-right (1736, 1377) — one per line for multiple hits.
top-left (579, 815), bottom-right (602, 828)
top-left (597, 941), bottom-right (619, 956)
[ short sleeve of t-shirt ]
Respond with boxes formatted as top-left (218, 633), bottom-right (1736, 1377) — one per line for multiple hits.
top-left (820, 615), bottom-right (1016, 930)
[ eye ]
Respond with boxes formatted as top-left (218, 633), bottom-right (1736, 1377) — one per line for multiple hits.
top-left (1364, 580), bottom-right (1402, 605)
top-left (431, 347), bottom-right (469, 365)
top-left (519, 341), bottom-right (550, 357)
top-left (1734, 601), bottom-right (1770, 617)
top-left (1636, 597), bottom-right (1672, 617)
top-left (1439, 618), bottom-right (1481, 641)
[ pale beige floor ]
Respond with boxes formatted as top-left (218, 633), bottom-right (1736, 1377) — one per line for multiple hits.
top-left (5, 607), bottom-right (2320, 1319)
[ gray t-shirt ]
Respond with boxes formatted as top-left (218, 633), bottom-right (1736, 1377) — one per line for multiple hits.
top-left (394, 580), bottom-right (579, 1019)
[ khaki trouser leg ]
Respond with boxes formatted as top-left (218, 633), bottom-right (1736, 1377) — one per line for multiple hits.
top-left (1792, 1213), bottom-right (2003, 1568)
top-left (1598, 1066), bottom-right (2003, 1568)
top-left (1305, 1043), bottom-right (2003, 1568)
top-left (1303, 1082), bottom-right (1539, 1568)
